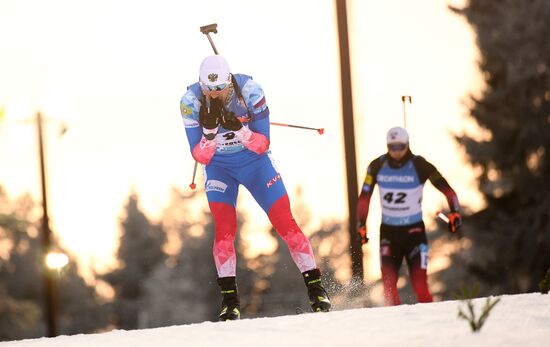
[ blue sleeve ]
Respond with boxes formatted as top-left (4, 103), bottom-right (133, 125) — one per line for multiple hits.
top-left (248, 108), bottom-right (270, 140)
top-left (180, 88), bottom-right (202, 152)
top-left (240, 78), bottom-right (270, 140)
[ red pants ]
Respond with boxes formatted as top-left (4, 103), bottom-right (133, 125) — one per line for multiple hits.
top-left (210, 194), bottom-right (316, 277)
top-left (379, 222), bottom-right (433, 305)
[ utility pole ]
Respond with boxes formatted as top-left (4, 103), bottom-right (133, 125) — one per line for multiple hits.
top-left (36, 111), bottom-right (57, 337)
top-left (335, 0), bottom-right (364, 283)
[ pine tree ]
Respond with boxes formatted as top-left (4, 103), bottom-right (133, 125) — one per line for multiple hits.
top-left (136, 188), bottom-right (219, 326)
top-left (102, 192), bottom-right (166, 329)
top-left (0, 188), bottom-right (42, 340)
top-left (444, 0), bottom-right (550, 294)
top-left (0, 185), bottom-right (109, 339)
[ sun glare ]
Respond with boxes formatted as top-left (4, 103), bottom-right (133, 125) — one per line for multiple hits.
top-left (45, 251), bottom-right (69, 270)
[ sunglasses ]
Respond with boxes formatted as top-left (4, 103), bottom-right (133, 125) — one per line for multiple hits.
top-left (201, 82), bottom-right (229, 92)
top-left (387, 143), bottom-right (407, 151)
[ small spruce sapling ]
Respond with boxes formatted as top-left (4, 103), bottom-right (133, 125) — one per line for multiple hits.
top-left (452, 282), bottom-right (500, 332)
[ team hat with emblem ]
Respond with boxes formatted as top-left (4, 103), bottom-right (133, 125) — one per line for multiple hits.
top-left (386, 126), bottom-right (409, 144)
top-left (199, 55), bottom-right (231, 87)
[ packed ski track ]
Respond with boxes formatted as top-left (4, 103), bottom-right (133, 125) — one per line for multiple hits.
top-left (2, 293), bottom-right (549, 347)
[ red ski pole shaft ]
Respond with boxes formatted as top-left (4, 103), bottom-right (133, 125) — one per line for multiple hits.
top-left (270, 122), bottom-right (324, 134)
top-left (189, 119), bottom-right (323, 189)
top-left (189, 161), bottom-right (198, 190)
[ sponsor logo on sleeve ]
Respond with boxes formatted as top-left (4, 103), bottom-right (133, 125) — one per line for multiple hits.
top-left (364, 174), bottom-right (373, 185)
top-left (180, 104), bottom-right (193, 116)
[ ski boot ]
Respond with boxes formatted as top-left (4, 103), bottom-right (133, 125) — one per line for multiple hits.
top-left (302, 268), bottom-right (331, 312)
top-left (217, 276), bottom-right (241, 321)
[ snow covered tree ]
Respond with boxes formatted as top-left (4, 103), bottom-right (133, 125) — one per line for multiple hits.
top-left (0, 189), bottom-right (41, 340)
top-left (440, 0), bottom-right (550, 295)
top-left (102, 192), bottom-right (166, 329)
top-left (0, 185), bottom-right (109, 340)
top-left (136, 188), bottom-right (219, 326)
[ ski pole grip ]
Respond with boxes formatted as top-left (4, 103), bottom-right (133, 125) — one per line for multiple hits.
top-left (200, 23), bottom-right (218, 34)
top-left (437, 211), bottom-right (449, 224)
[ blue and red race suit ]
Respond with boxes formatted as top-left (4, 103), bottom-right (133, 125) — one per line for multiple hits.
top-left (180, 74), bottom-right (317, 278)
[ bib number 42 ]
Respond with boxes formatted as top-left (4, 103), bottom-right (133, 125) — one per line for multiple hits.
top-left (383, 192), bottom-right (407, 204)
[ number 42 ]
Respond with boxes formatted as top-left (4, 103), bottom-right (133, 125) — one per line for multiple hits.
top-left (383, 192), bottom-right (407, 204)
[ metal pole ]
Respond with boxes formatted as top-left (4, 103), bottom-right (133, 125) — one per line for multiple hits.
top-left (402, 100), bottom-right (406, 128)
top-left (36, 112), bottom-right (57, 337)
top-left (401, 95), bottom-right (411, 129)
top-left (336, 0), bottom-right (364, 283)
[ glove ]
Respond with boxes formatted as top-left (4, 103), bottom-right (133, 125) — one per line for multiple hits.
top-left (448, 212), bottom-right (462, 233)
top-left (199, 98), bottom-right (222, 130)
top-left (357, 224), bottom-right (368, 244)
top-left (219, 110), bottom-right (243, 131)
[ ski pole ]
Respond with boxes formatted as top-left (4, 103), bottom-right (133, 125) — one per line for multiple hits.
top-left (200, 23), bottom-right (219, 54)
top-left (200, 24), bottom-right (325, 140)
top-left (189, 161), bottom-right (198, 190)
top-left (401, 95), bottom-right (412, 129)
top-left (436, 211), bottom-right (449, 224)
top-left (188, 120), bottom-right (325, 190)
top-left (270, 122), bottom-right (324, 134)
top-left (189, 24), bottom-right (221, 190)
top-left (190, 24), bottom-right (325, 189)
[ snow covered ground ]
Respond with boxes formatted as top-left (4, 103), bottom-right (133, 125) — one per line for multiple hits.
top-left (2, 293), bottom-right (549, 347)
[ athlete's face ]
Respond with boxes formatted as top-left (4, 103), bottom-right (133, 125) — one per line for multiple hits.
top-left (201, 82), bottom-right (231, 100)
top-left (387, 142), bottom-right (408, 161)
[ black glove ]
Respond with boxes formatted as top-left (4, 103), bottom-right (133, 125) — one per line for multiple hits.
top-left (219, 110), bottom-right (243, 131)
top-left (199, 98), bottom-right (222, 130)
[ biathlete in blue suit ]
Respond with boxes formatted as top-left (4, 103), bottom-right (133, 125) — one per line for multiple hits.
top-left (179, 55), bottom-right (330, 320)
top-left (357, 126), bottom-right (462, 305)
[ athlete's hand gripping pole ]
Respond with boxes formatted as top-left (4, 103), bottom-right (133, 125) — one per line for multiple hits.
top-left (436, 211), bottom-right (462, 233)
